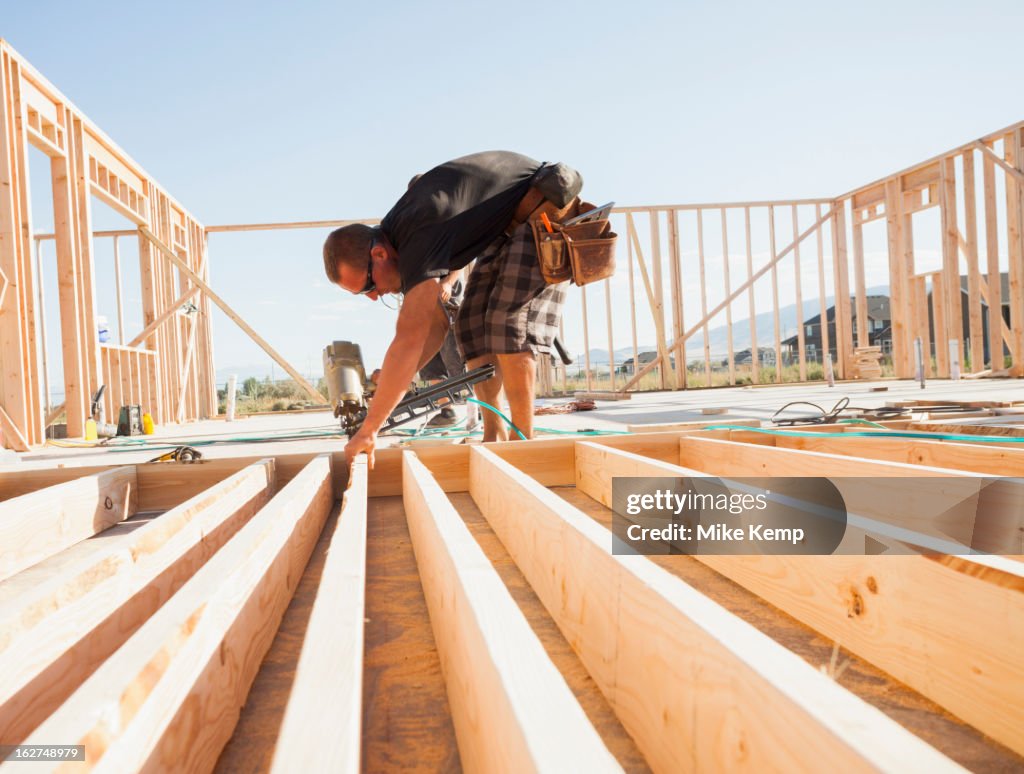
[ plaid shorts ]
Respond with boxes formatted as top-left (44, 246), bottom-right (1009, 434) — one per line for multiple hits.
top-left (455, 223), bottom-right (568, 360)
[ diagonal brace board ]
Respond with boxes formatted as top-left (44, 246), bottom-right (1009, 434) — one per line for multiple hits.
top-left (402, 450), bottom-right (620, 772)
top-left (0, 468), bottom-right (137, 582)
top-left (20, 455), bottom-right (333, 770)
top-left (467, 445), bottom-right (962, 773)
top-left (0, 460), bottom-right (275, 745)
top-left (573, 440), bottom-right (1024, 757)
top-left (126, 285), bottom-right (200, 348)
top-left (138, 225), bottom-right (323, 404)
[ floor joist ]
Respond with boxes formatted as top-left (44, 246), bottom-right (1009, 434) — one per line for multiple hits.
top-left (0, 451), bottom-right (348, 511)
top-left (403, 450), bottom-right (620, 771)
top-left (749, 431), bottom-right (1024, 476)
top-left (0, 468), bottom-right (137, 582)
top-left (574, 440), bottom-right (1024, 757)
top-left (467, 444), bottom-right (961, 772)
top-left (21, 455), bottom-right (333, 770)
top-left (270, 456), bottom-right (368, 773)
top-left (0, 460), bottom-right (274, 745)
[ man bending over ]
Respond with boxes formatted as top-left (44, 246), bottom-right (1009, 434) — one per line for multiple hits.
top-left (323, 150), bottom-right (582, 464)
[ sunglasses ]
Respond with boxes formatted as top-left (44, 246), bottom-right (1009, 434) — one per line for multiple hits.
top-left (359, 238), bottom-right (377, 295)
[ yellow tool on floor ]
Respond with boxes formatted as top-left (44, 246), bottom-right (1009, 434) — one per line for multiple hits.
top-left (147, 445), bottom-right (203, 463)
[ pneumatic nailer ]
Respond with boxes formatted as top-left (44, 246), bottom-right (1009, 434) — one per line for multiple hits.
top-left (323, 340), bottom-right (494, 437)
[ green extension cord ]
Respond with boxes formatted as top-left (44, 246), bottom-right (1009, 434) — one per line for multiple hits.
top-left (704, 423), bottom-right (1024, 444)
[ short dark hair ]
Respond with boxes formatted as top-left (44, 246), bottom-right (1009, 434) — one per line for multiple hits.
top-left (323, 224), bottom-right (376, 284)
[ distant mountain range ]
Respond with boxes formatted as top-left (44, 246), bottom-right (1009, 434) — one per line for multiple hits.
top-left (579, 285), bottom-right (888, 363)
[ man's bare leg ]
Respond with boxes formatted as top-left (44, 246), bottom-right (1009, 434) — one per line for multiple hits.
top-left (467, 355), bottom-right (507, 442)
top-left (496, 351), bottom-right (535, 440)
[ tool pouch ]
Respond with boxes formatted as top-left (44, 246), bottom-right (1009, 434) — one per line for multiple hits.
top-left (532, 219), bottom-right (573, 284)
top-left (531, 201), bottom-right (618, 286)
top-left (563, 218), bottom-right (617, 286)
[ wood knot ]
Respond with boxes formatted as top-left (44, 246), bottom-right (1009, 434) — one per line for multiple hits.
top-left (104, 496), bottom-right (113, 509)
top-left (847, 588), bottom-right (865, 618)
top-left (865, 576), bottom-right (878, 594)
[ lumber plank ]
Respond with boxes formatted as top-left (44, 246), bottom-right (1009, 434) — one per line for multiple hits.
top-left (368, 431), bottom-right (697, 497)
top-left (766, 432), bottom-right (1024, 476)
top-left (20, 455), bottom-right (333, 770)
top-left (625, 418), bottom-right (759, 434)
top-left (0, 449), bottom-right (348, 510)
top-left (468, 445), bottom-right (963, 772)
top-left (269, 457), bottom-right (368, 773)
top-left (0, 467), bottom-right (137, 582)
top-left (675, 436), bottom-right (1020, 552)
top-left (0, 461), bottom-right (274, 745)
top-left (402, 450), bottom-right (619, 772)
top-left (574, 441), bottom-right (1024, 756)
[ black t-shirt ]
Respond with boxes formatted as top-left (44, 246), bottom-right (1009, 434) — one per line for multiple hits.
top-left (380, 151), bottom-right (543, 293)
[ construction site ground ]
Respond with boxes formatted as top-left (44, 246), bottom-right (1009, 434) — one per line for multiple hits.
top-left (20, 377), bottom-right (1024, 468)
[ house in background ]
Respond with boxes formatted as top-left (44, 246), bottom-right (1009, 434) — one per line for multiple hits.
top-left (782, 295), bottom-right (892, 362)
top-left (618, 351), bottom-right (676, 375)
top-left (730, 347), bottom-right (777, 367)
top-left (953, 272), bottom-right (1011, 366)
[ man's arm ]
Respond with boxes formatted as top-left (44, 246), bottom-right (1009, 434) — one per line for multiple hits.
top-left (344, 279), bottom-right (449, 465)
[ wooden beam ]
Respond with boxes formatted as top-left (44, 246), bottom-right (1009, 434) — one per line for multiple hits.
top-left (831, 202), bottom-right (853, 378)
top-left (625, 418), bottom-right (759, 434)
top-left (649, 210), bottom-right (668, 390)
top-left (973, 140), bottom-right (1024, 186)
top-left (962, 151), bottom-right (984, 371)
top-left (697, 209), bottom-right (712, 385)
top-left (0, 449), bottom-right (349, 510)
top-left (982, 148), bottom-right (1003, 366)
top-left (791, 205), bottom-right (806, 380)
top-left (467, 445), bottom-right (961, 772)
top-left (573, 441), bottom-right (1024, 757)
top-left (0, 403), bottom-right (29, 451)
top-left (761, 431), bottom-right (1024, 476)
top-left (675, 436), bottom-right (1019, 553)
top-left (815, 203), bottom-right (831, 377)
top-left (667, 209), bottom-right (684, 388)
top-left (721, 209), bottom-right (735, 384)
top-left (20, 455), bottom-right (333, 770)
top-left (403, 450), bottom-right (619, 771)
top-left (138, 226), bottom-right (324, 404)
top-left (271, 456), bottom-right (367, 772)
top-left (0, 467), bottom-right (137, 582)
top-left (769, 205), bottom-right (783, 380)
top-left (0, 461), bottom-right (274, 745)
top-left (940, 158), bottom-right (964, 370)
top-left (126, 285), bottom-right (200, 348)
top-left (745, 207), bottom-right (759, 383)
top-left (885, 179), bottom-right (911, 377)
top-left (176, 314), bottom-right (199, 423)
top-left (364, 430), bottom-right (700, 498)
top-left (1006, 130), bottom-right (1024, 374)
top-left (624, 212), bottom-right (673, 390)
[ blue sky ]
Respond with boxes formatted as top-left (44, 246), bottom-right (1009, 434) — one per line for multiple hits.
top-left (6, 1), bottom-right (1023, 389)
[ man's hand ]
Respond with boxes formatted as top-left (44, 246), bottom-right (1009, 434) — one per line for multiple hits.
top-left (345, 426), bottom-right (378, 468)
top-left (439, 278), bottom-right (455, 303)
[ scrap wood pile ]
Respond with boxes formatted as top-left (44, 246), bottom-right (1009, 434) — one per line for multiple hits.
top-left (0, 422), bottom-right (1021, 772)
top-left (534, 399), bottom-right (596, 415)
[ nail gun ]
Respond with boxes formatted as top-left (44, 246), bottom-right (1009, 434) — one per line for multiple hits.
top-left (323, 340), bottom-right (495, 438)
